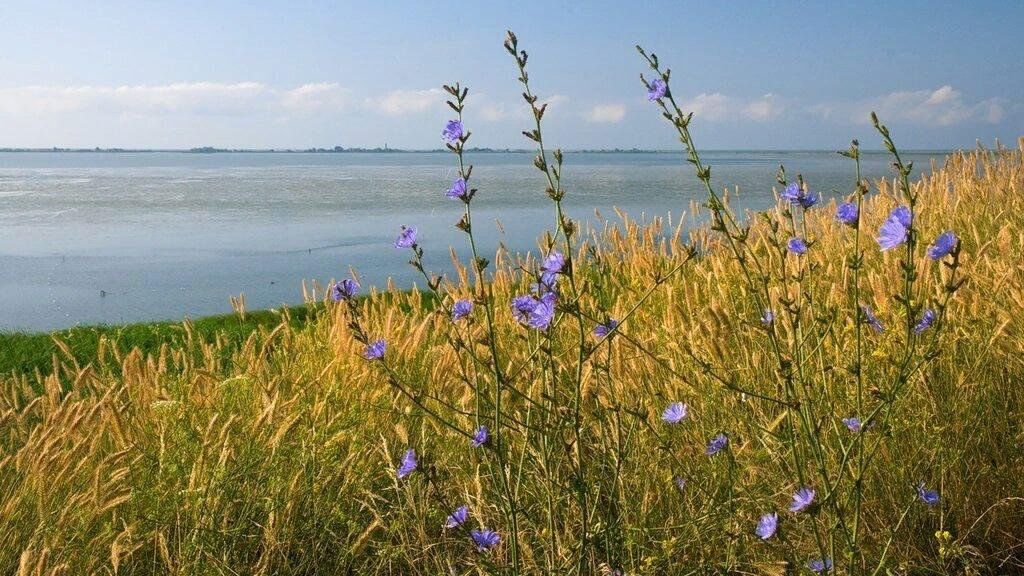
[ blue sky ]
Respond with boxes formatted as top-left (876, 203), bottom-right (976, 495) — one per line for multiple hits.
top-left (0, 1), bottom-right (1021, 149)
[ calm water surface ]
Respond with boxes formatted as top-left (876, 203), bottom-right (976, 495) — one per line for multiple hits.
top-left (0, 151), bottom-right (947, 331)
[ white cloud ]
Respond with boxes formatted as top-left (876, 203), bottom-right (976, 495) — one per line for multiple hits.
top-left (0, 82), bottom-right (272, 116)
top-left (461, 92), bottom-right (510, 122)
top-left (742, 93), bottom-right (783, 121)
top-left (811, 85), bottom-right (1007, 127)
top-left (281, 83), bottom-right (348, 116)
top-left (542, 94), bottom-right (568, 108)
top-left (367, 88), bottom-right (444, 116)
top-left (681, 93), bottom-right (732, 121)
top-left (584, 103), bottom-right (626, 123)
top-left (677, 92), bottom-right (782, 123)
top-left (470, 93), bottom-right (568, 122)
top-left (479, 103), bottom-right (509, 122)
top-left (983, 100), bottom-right (1006, 124)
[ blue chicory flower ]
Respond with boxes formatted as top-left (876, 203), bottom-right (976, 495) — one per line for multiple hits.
top-left (790, 487), bottom-right (816, 513)
top-left (593, 319), bottom-right (619, 339)
top-left (470, 528), bottom-right (500, 551)
top-left (877, 206), bottom-right (912, 250)
top-left (917, 482), bottom-right (940, 506)
top-left (330, 278), bottom-right (359, 302)
top-left (860, 305), bottom-right (884, 333)
top-left (471, 425), bottom-right (489, 448)
top-left (511, 292), bottom-right (556, 330)
top-left (842, 417), bottom-right (863, 433)
top-left (531, 292), bottom-right (557, 329)
top-left (661, 402), bottom-right (689, 424)
top-left (891, 205), bottom-right (913, 228)
top-left (396, 448), bottom-right (417, 479)
top-left (808, 558), bottom-right (833, 573)
top-left (927, 231), bottom-right (958, 260)
top-left (761, 309), bottom-right (775, 326)
top-left (442, 120), bottom-right (464, 143)
top-left (395, 225), bottom-right (417, 249)
top-left (780, 183), bottom-right (801, 203)
top-left (444, 505), bottom-right (469, 529)
top-left (452, 299), bottom-right (473, 321)
top-left (364, 339), bottom-right (386, 360)
top-left (756, 512), bottom-right (778, 540)
top-left (647, 78), bottom-right (667, 101)
top-left (835, 202), bottom-right (859, 227)
top-left (914, 308), bottom-right (936, 334)
top-left (781, 183), bottom-right (818, 209)
top-left (511, 295), bottom-right (535, 323)
top-left (539, 250), bottom-right (566, 288)
top-left (788, 237), bottom-right (808, 255)
top-left (446, 177), bottom-right (468, 200)
top-left (706, 433), bottom-right (728, 456)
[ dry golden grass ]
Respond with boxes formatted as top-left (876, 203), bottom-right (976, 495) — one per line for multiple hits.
top-left (1, 142), bottom-right (1022, 575)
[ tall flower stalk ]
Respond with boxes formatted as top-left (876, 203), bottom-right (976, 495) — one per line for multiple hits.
top-left (441, 83), bottom-right (523, 574)
top-left (504, 30), bottom-right (594, 572)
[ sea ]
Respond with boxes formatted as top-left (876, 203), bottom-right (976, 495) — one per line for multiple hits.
top-left (0, 150), bottom-right (948, 331)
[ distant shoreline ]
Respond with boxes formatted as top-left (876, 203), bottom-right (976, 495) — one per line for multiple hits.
top-left (0, 147), bottom-right (956, 154)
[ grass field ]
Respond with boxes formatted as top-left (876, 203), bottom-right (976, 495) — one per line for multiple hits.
top-left (1, 142), bottom-right (1022, 575)
top-left (0, 307), bottom-right (313, 378)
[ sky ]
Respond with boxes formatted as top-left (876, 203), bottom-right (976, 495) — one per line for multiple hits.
top-left (0, 1), bottom-right (1021, 150)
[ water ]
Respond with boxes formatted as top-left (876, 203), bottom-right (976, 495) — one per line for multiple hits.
top-left (0, 150), bottom-right (947, 332)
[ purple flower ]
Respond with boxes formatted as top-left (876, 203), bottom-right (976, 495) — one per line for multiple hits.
top-left (446, 178), bottom-right (468, 200)
top-left (842, 417), bottom-right (863, 433)
top-left (646, 78), bottom-right (667, 101)
top-left (877, 206), bottom-right (912, 251)
top-left (787, 237), bottom-right (808, 255)
top-left (706, 433), bottom-right (728, 456)
top-left (780, 183), bottom-right (801, 203)
top-left (914, 308), bottom-right (936, 334)
top-left (511, 295), bottom-right (535, 323)
top-left (395, 225), bottom-right (418, 249)
top-left (540, 250), bottom-right (566, 288)
top-left (673, 475), bottom-right (687, 491)
top-left (790, 486), bottom-right (816, 513)
top-left (661, 402), bottom-right (689, 424)
top-left (470, 528), bottom-right (500, 551)
top-left (452, 299), bottom-right (473, 322)
top-left (471, 425), bottom-right (489, 448)
top-left (860, 305), bottom-right (884, 333)
top-left (781, 183), bottom-right (818, 209)
top-left (444, 505), bottom-right (469, 529)
top-left (917, 482), bottom-right (940, 506)
top-left (593, 318), bottom-right (619, 339)
top-left (756, 512), bottom-right (778, 540)
top-left (330, 278), bottom-right (359, 302)
top-left (511, 292), bottom-right (556, 330)
top-left (442, 120), bottom-right (464, 143)
top-left (396, 448), bottom-right (417, 479)
top-left (808, 558), bottom-right (833, 573)
top-left (364, 339), bottom-right (386, 360)
top-left (761, 309), bottom-right (775, 326)
top-left (927, 231), bottom-right (958, 260)
top-left (835, 202), bottom-right (859, 227)
top-left (891, 205), bottom-right (913, 228)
